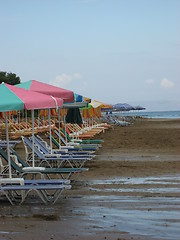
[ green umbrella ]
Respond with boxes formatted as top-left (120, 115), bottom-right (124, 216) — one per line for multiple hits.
top-left (66, 108), bottom-right (82, 124)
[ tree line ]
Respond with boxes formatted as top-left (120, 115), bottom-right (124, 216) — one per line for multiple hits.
top-left (0, 71), bottom-right (21, 85)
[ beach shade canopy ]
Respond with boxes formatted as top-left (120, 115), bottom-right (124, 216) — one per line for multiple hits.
top-left (133, 105), bottom-right (146, 111)
top-left (113, 103), bottom-right (135, 111)
top-left (0, 83), bottom-right (24, 112)
top-left (74, 93), bottom-right (84, 102)
top-left (63, 101), bottom-right (88, 108)
top-left (0, 82), bottom-right (63, 179)
top-left (65, 108), bottom-right (83, 124)
top-left (83, 96), bottom-right (91, 103)
top-left (91, 100), bottom-right (112, 109)
top-left (17, 80), bottom-right (74, 103)
top-left (0, 83), bottom-right (63, 111)
top-left (81, 103), bottom-right (92, 110)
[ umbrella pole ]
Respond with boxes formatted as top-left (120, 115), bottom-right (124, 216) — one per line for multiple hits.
top-left (73, 123), bottom-right (74, 142)
top-left (5, 112), bottom-right (12, 178)
top-left (58, 108), bottom-right (61, 149)
top-left (38, 109), bottom-right (40, 127)
top-left (25, 110), bottom-right (28, 129)
top-left (76, 124), bottom-right (78, 140)
top-left (48, 109), bottom-right (53, 154)
top-left (32, 109), bottom-right (35, 168)
top-left (63, 108), bottom-right (67, 145)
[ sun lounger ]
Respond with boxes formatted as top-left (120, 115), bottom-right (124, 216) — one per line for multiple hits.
top-left (52, 131), bottom-right (101, 149)
top-left (0, 180), bottom-right (71, 205)
top-left (0, 140), bottom-right (21, 149)
top-left (0, 148), bottom-right (89, 179)
top-left (48, 133), bottom-right (100, 151)
top-left (22, 136), bottom-right (93, 168)
top-left (59, 128), bottom-right (104, 144)
top-left (34, 135), bottom-right (97, 154)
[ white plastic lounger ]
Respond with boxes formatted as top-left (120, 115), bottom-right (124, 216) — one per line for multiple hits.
top-left (0, 178), bottom-right (71, 205)
top-left (0, 183), bottom-right (71, 205)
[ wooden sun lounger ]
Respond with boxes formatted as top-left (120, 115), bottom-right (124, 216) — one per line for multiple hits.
top-left (59, 128), bottom-right (104, 144)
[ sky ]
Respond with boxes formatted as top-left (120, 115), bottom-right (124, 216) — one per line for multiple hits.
top-left (0, 0), bottom-right (180, 111)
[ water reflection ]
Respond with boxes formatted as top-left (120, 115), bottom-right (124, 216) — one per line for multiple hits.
top-left (0, 175), bottom-right (180, 240)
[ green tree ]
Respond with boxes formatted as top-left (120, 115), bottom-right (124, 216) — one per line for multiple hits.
top-left (0, 71), bottom-right (21, 85)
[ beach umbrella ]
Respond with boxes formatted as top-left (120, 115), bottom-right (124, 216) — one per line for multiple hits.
top-left (113, 103), bottom-right (135, 111)
top-left (91, 100), bottom-right (104, 109)
top-left (17, 79), bottom-right (75, 149)
top-left (74, 93), bottom-right (84, 102)
top-left (66, 108), bottom-right (82, 125)
top-left (17, 79), bottom-right (74, 103)
top-left (65, 108), bottom-right (82, 141)
top-left (83, 96), bottom-right (91, 103)
top-left (133, 106), bottom-right (146, 111)
top-left (0, 83), bottom-right (63, 178)
top-left (66, 108), bottom-right (83, 124)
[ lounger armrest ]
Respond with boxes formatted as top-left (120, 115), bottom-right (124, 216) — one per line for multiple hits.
top-left (22, 167), bottom-right (46, 172)
top-left (51, 149), bottom-right (68, 153)
top-left (0, 178), bottom-right (24, 185)
top-left (10, 154), bottom-right (22, 167)
top-left (44, 153), bottom-right (62, 158)
top-left (73, 139), bottom-right (82, 143)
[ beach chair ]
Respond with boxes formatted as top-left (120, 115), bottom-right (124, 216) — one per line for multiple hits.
top-left (0, 179), bottom-right (71, 205)
top-left (0, 140), bottom-right (21, 149)
top-left (46, 132), bottom-right (99, 151)
top-left (0, 148), bottom-right (89, 180)
top-left (22, 136), bottom-right (93, 168)
top-left (25, 136), bottom-right (95, 158)
top-left (56, 128), bottom-right (104, 144)
top-left (48, 133), bottom-right (99, 151)
top-left (35, 135), bottom-right (97, 153)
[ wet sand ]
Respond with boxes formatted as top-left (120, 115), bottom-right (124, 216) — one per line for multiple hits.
top-left (0, 118), bottom-right (180, 240)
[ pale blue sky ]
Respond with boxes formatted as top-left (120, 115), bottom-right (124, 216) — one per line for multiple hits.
top-left (1, 0), bottom-right (180, 110)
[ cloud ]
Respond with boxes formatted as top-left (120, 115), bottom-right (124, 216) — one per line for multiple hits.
top-left (145, 79), bottom-right (155, 85)
top-left (160, 78), bottom-right (175, 89)
top-left (49, 73), bottom-right (88, 93)
top-left (49, 73), bottom-right (82, 88)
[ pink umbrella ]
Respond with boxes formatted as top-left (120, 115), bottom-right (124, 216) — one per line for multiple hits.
top-left (2, 83), bottom-right (63, 174)
top-left (17, 80), bottom-right (74, 103)
top-left (7, 83), bottom-right (63, 109)
top-left (17, 79), bottom-right (75, 147)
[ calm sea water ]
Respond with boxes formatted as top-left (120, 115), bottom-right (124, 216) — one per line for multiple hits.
top-left (111, 110), bottom-right (180, 119)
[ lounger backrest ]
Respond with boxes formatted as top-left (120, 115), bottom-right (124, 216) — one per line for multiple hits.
top-left (54, 130), bottom-right (66, 145)
top-left (0, 148), bottom-right (23, 173)
top-left (46, 133), bottom-right (59, 148)
top-left (10, 149), bottom-right (29, 168)
top-left (22, 137), bottom-right (45, 160)
top-left (29, 136), bottom-right (49, 154)
top-left (60, 128), bottom-right (72, 141)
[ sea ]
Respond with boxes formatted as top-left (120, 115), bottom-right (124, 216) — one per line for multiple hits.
top-left (109, 110), bottom-right (180, 119)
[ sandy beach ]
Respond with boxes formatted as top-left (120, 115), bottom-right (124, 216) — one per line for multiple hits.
top-left (0, 118), bottom-right (180, 240)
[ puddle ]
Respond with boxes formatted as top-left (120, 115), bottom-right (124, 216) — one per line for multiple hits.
top-left (88, 175), bottom-right (180, 185)
top-left (69, 195), bottom-right (180, 240)
top-left (89, 186), bottom-right (180, 193)
top-left (0, 175), bottom-right (180, 239)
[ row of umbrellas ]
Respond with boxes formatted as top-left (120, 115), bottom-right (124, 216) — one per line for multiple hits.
top-left (0, 79), bottom-right (145, 181)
